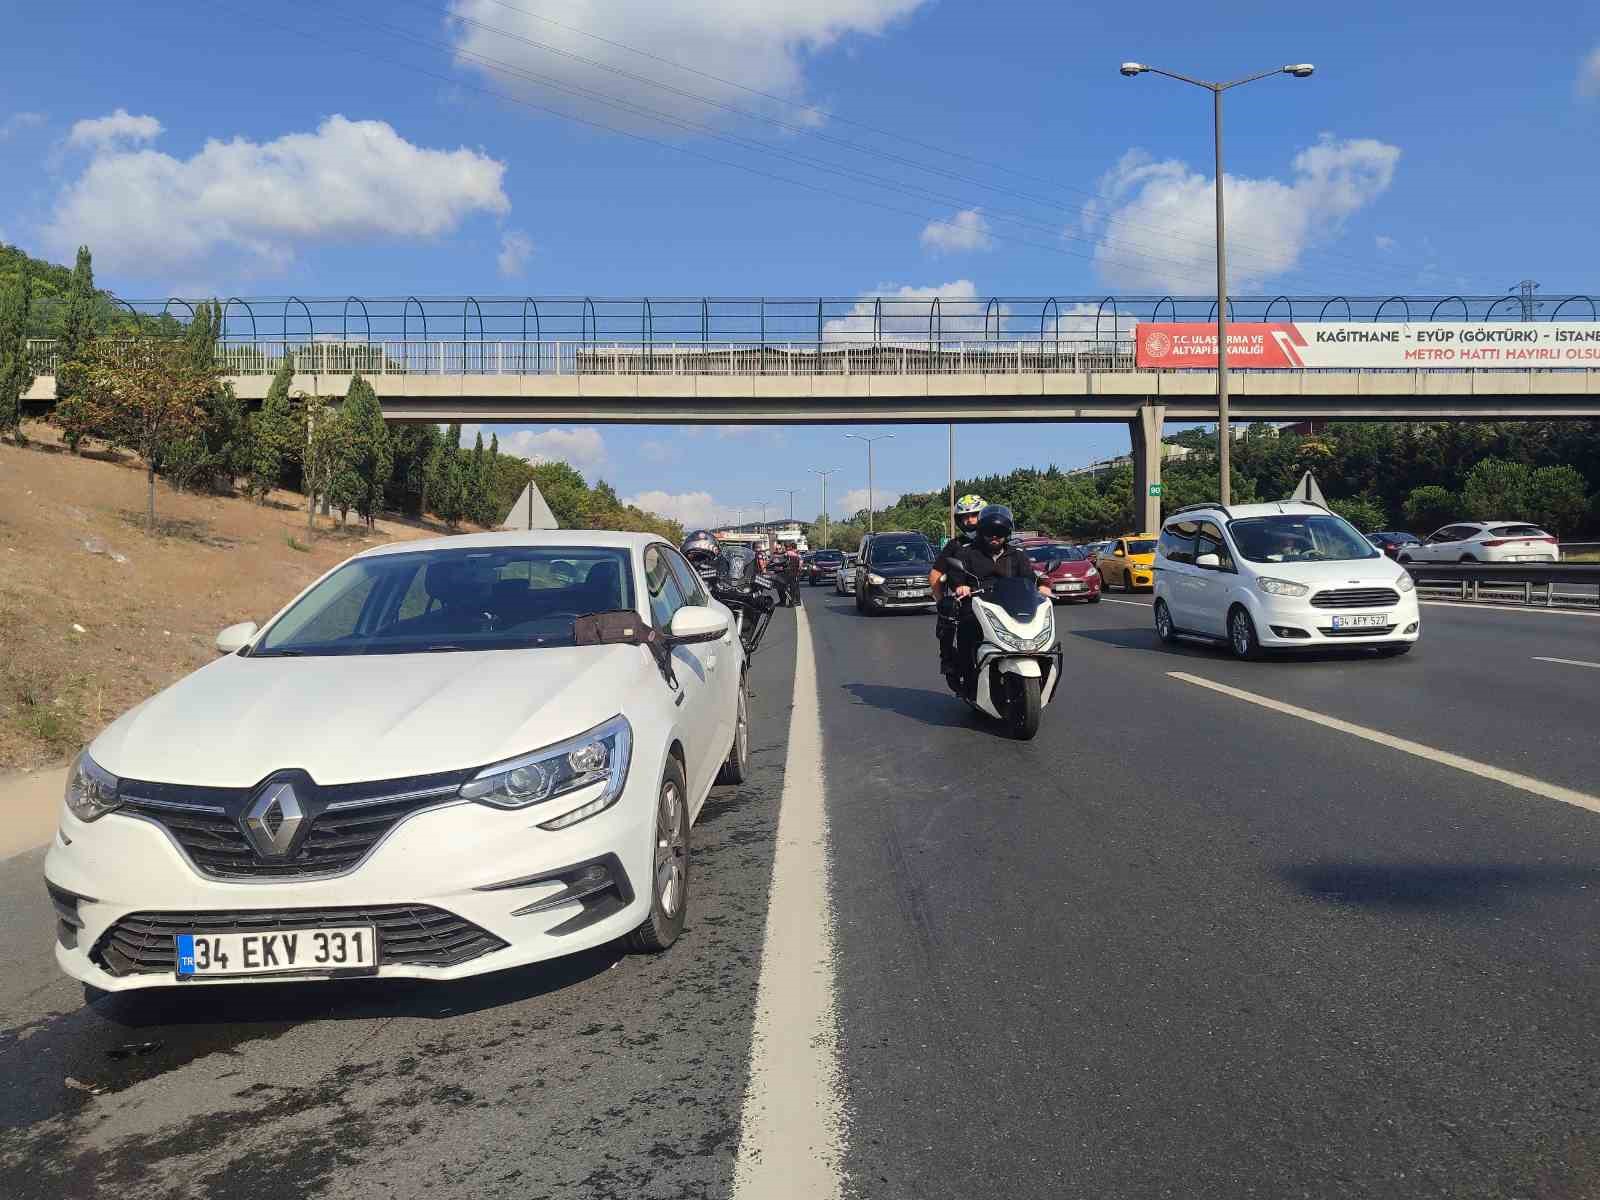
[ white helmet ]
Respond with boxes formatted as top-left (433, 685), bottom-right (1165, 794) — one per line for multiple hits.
top-left (954, 493), bottom-right (986, 540)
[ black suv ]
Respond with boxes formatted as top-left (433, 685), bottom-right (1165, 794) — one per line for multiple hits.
top-left (854, 532), bottom-right (936, 614)
top-left (807, 549), bottom-right (845, 585)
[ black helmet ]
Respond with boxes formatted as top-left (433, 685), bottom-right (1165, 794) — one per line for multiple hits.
top-left (682, 529), bottom-right (720, 566)
top-left (976, 504), bottom-right (1014, 543)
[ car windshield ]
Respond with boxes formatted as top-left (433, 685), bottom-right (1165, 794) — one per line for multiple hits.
top-left (870, 537), bottom-right (931, 565)
top-left (815, 551), bottom-right (843, 562)
top-left (254, 546), bottom-right (635, 656)
top-left (1228, 515), bottom-right (1380, 563)
top-left (1029, 547), bottom-right (1084, 567)
top-left (1127, 540), bottom-right (1157, 556)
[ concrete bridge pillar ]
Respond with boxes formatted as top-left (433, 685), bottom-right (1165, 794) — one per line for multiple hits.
top-left (1129, 403), bottom-right (1166, 534)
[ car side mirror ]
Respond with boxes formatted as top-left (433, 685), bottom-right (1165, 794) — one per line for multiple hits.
top-left (216, 621), bottom-right (259, 655)
top-left (1195, 552), bottom-right (1221, 569)
top-left (669, 605), bottom-right (729, 645)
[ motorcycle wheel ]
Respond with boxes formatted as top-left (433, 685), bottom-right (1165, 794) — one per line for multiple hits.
top-left (1004, 673), bottom-right (1042, 741)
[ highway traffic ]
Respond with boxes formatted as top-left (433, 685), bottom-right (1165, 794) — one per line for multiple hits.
top-left (3, 581), bottom-right (1599, 1197)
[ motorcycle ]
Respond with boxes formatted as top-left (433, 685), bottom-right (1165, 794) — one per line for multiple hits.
top-left (941, 562), bottom-right (1063, 740)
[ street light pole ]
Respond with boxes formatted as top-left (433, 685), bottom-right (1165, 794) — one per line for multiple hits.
top-left (948, 424), bottom-right (956, 541)
top-left (846, 433), bottom-right (896, 535)
top-left (1120, 61), bottom-right (1314, 505)
top-left (812, 467), bottom-right (838, 546)
top-left (778, 488), bottom-right (802, 522)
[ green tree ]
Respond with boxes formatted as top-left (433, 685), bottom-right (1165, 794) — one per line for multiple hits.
top-left (529, 460), bottom-right (590, 528)
top-left (1462, 457), bottom-right (1532, 520)
top-left (1403, 485), bottom-right (1458, 533)
top-left (247, 358), bottom-right (296, 502)
top-left (52, 246), bottom-right (99, 451)
top-left (429, 423), bottom-right (470, 528)
top-left (338, 374), bottom-right (393, 529)
top-left (483, 433), bottom-right (501, 524)
top-left (467, 431), bottom-right (488, 525)
top-left (1525, 465), bottom-right (1589, 537)
top-left (0, 265), bottom-right (33, 441)
top-left (80, 338), bottom-right (216, 532)
top-left (1328, 495), bottom-right (1387, 533)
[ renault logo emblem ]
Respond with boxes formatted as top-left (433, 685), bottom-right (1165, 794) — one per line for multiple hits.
top-left (242, 781), bottom-right (305, 859)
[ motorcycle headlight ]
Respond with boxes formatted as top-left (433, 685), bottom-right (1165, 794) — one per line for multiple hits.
top-left (867, 573), bottom-right (885, 586)
top-left (1395, 572), bottom-right (1415, 593)
top-left (460, 716), bottom-right (632, 830)
top-left (991, 623), bottom-right (1055, 653)
top-left (65, 751), bottom-right (121, 823)
top-left (1256, 577), bottom-right (1310, 598)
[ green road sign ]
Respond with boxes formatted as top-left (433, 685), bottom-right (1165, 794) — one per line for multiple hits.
top-left (1148, 483), bottom-right (1165, 497)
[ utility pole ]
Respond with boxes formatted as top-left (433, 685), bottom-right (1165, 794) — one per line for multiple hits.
top-left (778, 488), bottom-right (802, 522)
top-left (1120, 60), bottom-right (1314, 505)
top-left (947, 424), bottom-right (956, 541)
top-left (1514, 280), bottom-right (1541, 321)
top-left (811, 467), bottom-right (838, 547)
top-left (846, 433), bottom-right (896, 535)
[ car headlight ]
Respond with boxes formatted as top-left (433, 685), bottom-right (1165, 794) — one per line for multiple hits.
top-left (1256, 577), bottom-right (1310, 598)
top-left (460, 715), bottom-right (633, 830)
top-left (65, 751), bottom-right (121, 822)
top-left (1086, 566), bottom-right (1098, 577)
top-left (867, 573), bottom-right (885, 586)
top-left (1395, 572), bottom-right (1415, 593)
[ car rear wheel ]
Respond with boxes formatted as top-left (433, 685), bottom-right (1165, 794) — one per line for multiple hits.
top-left (1154, 599), bottom-right (1177, 644)
top-left (716, 681), bottom-right (750, 785)
top-left (1459, 554), bottom-right (1477, 563)
top-left (1124, 571), bottom-right (1134, 592)
top-left (1228, 606), bottom-right (1263, 661)
top-left (1397, 553), bottom-right (1413, 564)
top-left (626, 758), bottom-right (689, 953)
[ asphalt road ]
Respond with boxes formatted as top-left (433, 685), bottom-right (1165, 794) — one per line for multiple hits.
top-left (3, 588), bottom-right (1599, 1198)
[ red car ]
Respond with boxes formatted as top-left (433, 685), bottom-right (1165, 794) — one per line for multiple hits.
top-left (1026, 543), bottom-right (1101, 603)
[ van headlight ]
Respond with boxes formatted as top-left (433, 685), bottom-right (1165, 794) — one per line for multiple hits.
top-left (1256, 577), bottom-right (1310, 598)
top-left (65, 752), bottom-right (122, 823)
top-left (1395, 572), bottom-right (1415, 593)
top-left (461, 716), bottom-right (632, 830)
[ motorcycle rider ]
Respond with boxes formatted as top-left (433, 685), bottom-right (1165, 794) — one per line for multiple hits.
top-left (940, 504), bottom-right (1051, 688)
top-left (681, 529), bottom-right (722, 587)
top-left (931, 494), bottom-right (987, 675)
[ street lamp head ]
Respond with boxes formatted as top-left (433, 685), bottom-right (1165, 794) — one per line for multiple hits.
top-left (1283, 63), bottom-right (1315, 78)
top-left (1120, 62), bottom-right (1148, 77)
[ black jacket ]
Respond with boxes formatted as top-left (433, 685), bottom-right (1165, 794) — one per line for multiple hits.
top-left (941, 540), bottom-right (1036, 585)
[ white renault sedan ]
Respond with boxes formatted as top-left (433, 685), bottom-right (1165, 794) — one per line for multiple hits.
top-left (1153, 502), bottom-right (1421, 659)
top-left (46, 531), bottom-right (749, 990)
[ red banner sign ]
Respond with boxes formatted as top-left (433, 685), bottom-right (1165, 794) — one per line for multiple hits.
top-left (1135, 324), bottom-right (1306, 368)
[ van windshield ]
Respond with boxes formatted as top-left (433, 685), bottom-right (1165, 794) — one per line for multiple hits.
top-left (1228, 515), bottom-right (1379, 564)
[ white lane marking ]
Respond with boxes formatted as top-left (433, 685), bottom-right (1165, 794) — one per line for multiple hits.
top-left (1098, 597), bottom-right (1153, 607)
top-left (1534, 656), bottom-right (1600, 670)
top-left (1168, 671), bottom-right (1600, 817)
top-left (1422, 600), bottom-right (1600, 618)
top-left (733, 601), bottom-right (843, 1200)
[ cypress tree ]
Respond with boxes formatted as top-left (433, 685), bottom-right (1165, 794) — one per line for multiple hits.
top-left (468, 431), bottom-right (487, 525)
top-left (249, 357), bottom-right (295, 502)
top-left (52, 246), bottom-right (98, 451)
top-left (0, 266), bottom-right (33, 441)
top-left (485, 433), bottom-right (501, 524)
top-left (340, 374), bottom-right (393, 530)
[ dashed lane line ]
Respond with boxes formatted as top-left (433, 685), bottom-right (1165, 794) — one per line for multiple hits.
top-left (1533, 656), bottom-right (1600, 670)
top-left (1168, 671), bottom-right (1600, 817)
top-left (732, 600), bottom-right (844, 1200)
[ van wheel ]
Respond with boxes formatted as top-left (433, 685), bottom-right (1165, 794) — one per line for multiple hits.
top-left (1154, 599), bottom-right (1177, 644)
top-left (626, 757), bottom-right (689, 953)
top-left (1228, 606), bottom-right (1263, 661)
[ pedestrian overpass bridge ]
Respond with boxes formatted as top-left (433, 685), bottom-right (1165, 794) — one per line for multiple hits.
top-left (22, 292), bottom-right (1600, 529)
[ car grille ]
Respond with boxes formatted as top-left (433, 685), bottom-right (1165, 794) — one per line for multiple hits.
top-left (1316, 624), bottom-right (1398, 638)
top-left (91, 904), bottom-right (507, 977)
top-left (1309, 587), bottom-right (1400, 609)
top-left (118, 770), bottom-right (469, 880)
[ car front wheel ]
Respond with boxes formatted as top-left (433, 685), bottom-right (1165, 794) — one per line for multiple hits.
top-left (626, 757), bottom-right (690, 953)
top-left (1154, 599), bottom-right (1177, 644)
top-left (716, 682), bottom-right (750, 786)
top-left (1228, 606), bottom-right (1263, 661)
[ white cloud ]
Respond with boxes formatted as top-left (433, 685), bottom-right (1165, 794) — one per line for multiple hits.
top-left (921, 208), bottom-right (991, 254)
top-left (622, 489), bottom-right (738, 528)
top-left (498, 229), bottom-right (534, 277)
top-left (1375, 234), bottom-right (1397, 252)
top-left (1580, 45), bottom-right (1600, 97)
top-left (638, 439), bottom-right (675, 462)
top-left (499, 426), bottom-right (609, 469)
top-left (45, 114), bottom-right (510, 276)
top-left (447, 0), bottom-right (929, 131)
top-left (823, 279), bottom-right (981, 341)
top-left (1082, 135), bottom-right (1401, 292)
top-left (1, 112), bottom-right (45, 142)
top-left (66, 108), bottom-right (162, 150)
top-left (839, 487), bottom-right (902, 514)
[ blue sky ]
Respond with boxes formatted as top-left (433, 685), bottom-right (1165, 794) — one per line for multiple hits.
top-left (3, 0), bottom-right (1598, 526)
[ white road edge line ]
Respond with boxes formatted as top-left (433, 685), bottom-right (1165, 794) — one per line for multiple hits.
top-left (1533, 656), bottom-right (1600, 670)
top-left (1098, 597), bottom-right (1153, 607)
top-left (1167, 671), bottom-right (1600, 817)
top-left (1422, 600), bottom-right (1600, 618)
top-left (732, 601), bottom-right (844, 1200)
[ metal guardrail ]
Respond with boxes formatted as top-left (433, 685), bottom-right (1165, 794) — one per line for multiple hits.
top-left (1403, 562), bottom-right (1600, 607)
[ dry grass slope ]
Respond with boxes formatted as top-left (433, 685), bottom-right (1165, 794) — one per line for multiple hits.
top-left (0, 424), bottom-right (438, 770)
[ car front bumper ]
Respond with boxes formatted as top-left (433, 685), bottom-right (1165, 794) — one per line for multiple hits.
top-left (43, 763), bottom-right (664, 991)
top-left (866, 585), bottom-right (936, 609)
top-left (1047, 576), bottom-right (1101, 600)
top-left (1252, 591), bottom-right (1422, 648)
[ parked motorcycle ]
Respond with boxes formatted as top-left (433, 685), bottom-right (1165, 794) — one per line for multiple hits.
top-left (941, 563), bottom-right (1063, 740)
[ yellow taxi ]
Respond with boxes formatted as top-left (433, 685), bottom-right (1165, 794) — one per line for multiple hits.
top-left (1095, 533), bottom-right (1159, 592)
